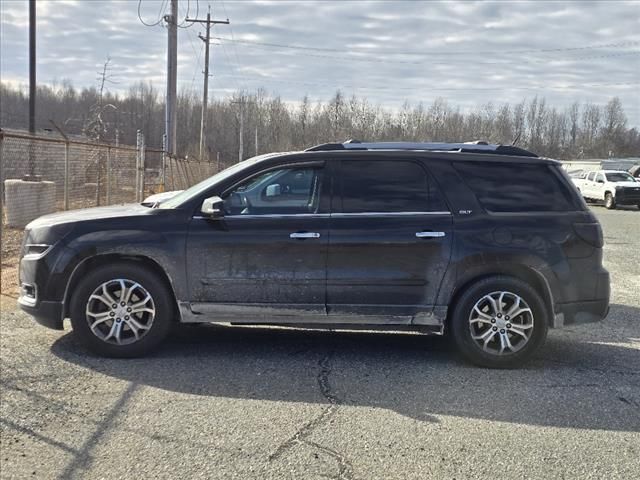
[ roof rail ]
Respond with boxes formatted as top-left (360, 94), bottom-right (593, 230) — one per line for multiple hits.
top-left (305, 140), bottom-right (538, 157)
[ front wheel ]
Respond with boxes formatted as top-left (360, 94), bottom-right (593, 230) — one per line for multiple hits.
top-left (605, 192), bottom-right (616, 209)
top-left (450, 276), bottom-right (548, 368)
top-left (69, 263), bottom-right (174, 357)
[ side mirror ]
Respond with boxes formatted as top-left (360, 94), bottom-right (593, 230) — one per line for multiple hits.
top-left (201, 196), bottom-right (225, 218)
top-left (265, 183), bottom-right (281, 198)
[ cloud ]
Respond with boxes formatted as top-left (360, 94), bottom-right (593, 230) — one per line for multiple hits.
top-left (1, 0), bottom-right (639, 125)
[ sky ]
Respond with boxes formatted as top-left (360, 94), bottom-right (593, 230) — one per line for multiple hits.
top-left (1, 0), bottom-right (639, 125)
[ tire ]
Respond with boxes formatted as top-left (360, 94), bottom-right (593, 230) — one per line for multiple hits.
top-left (69, 262), bottom-right (174, 357)
top-left (450, 276), bottom-right (548, 368)
top-left (605, 192), bottom-right (616, 209)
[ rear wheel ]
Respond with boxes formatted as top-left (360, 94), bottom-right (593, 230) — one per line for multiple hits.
top-left (450, 276), bottom-right (548, 368)
top-left (69, 263), bottom-right (174, 357)
top-left (605, 192), bottom-right (616, 209)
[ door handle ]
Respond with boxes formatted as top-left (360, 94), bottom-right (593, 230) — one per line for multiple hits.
top-left (290, 232), bottom-right (321, 239)
top-left (416, 231), bottom-right (446, 238)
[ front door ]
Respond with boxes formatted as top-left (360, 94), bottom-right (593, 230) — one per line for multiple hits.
top-left (327, 158), bottom-right (453, 324)
top-left (186, 162), bottom-right (329, 321)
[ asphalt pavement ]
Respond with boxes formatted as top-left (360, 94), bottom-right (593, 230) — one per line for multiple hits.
top-left (1, 206), bottom-right (639, 479)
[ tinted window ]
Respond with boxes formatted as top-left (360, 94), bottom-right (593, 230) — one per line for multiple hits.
top-left (596, 173), bottom-right (606, 183)
top-left (223, 167), bottom-right (323, 215)
top-left (453, 162), bottom-right (577, 212)
top-left (587, 172), bottom-right (596, 181)
top-left (339, 160), bottom-right (446, 213)
top-left (606, 172), bottom-right (635, 182)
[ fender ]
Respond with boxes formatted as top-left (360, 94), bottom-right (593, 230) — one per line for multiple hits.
top-left (51, 228), bottom-right (188, 315)
top-left (437, 251), bottom-right (556, 322)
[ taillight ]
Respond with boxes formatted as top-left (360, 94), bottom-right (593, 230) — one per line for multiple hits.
top-left (573, 223), bottom-right (603, 248)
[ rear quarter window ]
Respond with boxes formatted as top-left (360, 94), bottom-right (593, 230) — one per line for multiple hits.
top-left (452, 161), bottom-right (579, 213)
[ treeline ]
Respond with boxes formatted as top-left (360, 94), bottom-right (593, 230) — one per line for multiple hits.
top-left (1, 81), bottom-right (638, 161)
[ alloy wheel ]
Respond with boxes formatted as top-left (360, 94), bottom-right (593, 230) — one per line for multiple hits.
top-left (468, 291), bottom-right (534, 355)
top-left (85, 279), bottom-right (156, 345)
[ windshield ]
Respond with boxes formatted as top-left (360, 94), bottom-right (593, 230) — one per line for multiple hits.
top-left (158, 157), bottom-right (261, 209)
top-left (605, 172), bottom-right (636, 183)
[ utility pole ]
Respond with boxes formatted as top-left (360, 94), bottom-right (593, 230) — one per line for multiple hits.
top-left (165, 0), bottom-right (178, 156)
top-left (186, 8), bottom-right (229, 161)
top-left (27, 0), bottom-right (36, 178)
top-left (238, 105), bottom-right (244, 162)
top-left (231, 99), bottom-right (245, 162)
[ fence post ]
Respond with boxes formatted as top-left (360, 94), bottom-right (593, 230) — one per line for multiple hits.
top-left (0, 130), bottom-right (4, 224)
top-left (161, 133), bottom-right (167, 192)
top-left (106, 146), bottom-right (112, 205)
top-left (50, 121), bottom-right (70, 210)
top-left (167, 155), bottom-right (175, 191)
top-left (135, 130), bottom-right (141, 202)
top-left (139, 133), bottom-right (146, 201)
top-left (95, 147), bottom-right (102, 207)
top-left (183, 158), bottom-right (193, 187)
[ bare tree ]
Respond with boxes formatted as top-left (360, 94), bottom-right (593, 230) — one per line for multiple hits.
top-left (2, 81), bottom-right (639, 160)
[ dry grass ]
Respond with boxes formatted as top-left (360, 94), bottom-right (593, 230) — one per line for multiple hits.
top-left (1, 226), bottom-right (23, 298)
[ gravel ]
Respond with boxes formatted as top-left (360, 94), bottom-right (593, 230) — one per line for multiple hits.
top-left (1, 206), bottom-right (639, 480)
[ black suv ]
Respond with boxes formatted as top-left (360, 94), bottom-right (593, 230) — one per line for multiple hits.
top-left (18, 141), bottom-right (610, 368)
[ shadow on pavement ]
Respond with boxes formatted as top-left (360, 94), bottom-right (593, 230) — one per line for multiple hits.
top-left (51, 303), bottom-right (640, 432)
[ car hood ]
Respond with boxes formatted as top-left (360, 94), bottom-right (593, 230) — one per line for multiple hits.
top-left (613, 182), bottom-right (640, 188)
top-left (142, 190), bottom-right (183, 206)
top-left (26, 203), bottom-right (153, 229)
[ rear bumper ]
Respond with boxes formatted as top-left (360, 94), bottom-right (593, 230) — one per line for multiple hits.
top-left (18, 297), bottom-right (64, 330)
top-left (554, 299), bottom-right (609, 327)
top-left (553, 269), bottom-right (610, 327)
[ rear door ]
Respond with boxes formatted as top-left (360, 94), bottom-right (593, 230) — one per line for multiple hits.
top-left (326, 158), bottom-right (453, 323)
top-left (595, 172), bottom-right (606, 200)
top-left (584, 171), bottom-right (596, 198)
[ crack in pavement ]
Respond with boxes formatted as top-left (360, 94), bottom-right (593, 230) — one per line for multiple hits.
top-left (269, 352), bottom-right (354, 480)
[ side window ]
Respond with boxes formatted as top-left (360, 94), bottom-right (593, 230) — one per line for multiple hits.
top-left (587, 172), bottom-right (596, 181)
top-left (339, 160), bottom-right (447, 213)
top-left (452, 162), bottom-right (578, 213)
top-left (596, 173), bottom-right (605, 184)
top-left (223, 166), bottom-right (323, 216)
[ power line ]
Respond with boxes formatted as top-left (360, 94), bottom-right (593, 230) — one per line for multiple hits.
top-left (219, 0), bottom-right (248, 91)
top-left (219, 39), bottom-right (243, 92)
top-left (213, 38), bottom-right (640, 66)
top-left (137, 0), bottom-right (165, 27)
top-left (178, 0), bottom-right (200, 28)
top-left (210, 37), bottom-right (640, 57)
top-left (184, 26), bottom-right (204, 91)
top-left (209, 74), bottom-right (640, 93)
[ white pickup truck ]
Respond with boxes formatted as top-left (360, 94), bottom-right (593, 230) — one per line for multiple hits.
top-left (571, 170), bottom-right (640, 209)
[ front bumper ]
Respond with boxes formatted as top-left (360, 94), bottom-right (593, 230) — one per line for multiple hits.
top-left (615, 188), bottom-right (640, 205)
top-left (18, 297), bottom-right (64, 330)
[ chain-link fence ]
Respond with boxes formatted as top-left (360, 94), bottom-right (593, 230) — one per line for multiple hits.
top-left (1, 129), bottom-right (216, 298)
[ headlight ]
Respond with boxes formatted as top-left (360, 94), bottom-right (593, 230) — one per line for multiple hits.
top-left (23, 244), bottom-right (52, 259)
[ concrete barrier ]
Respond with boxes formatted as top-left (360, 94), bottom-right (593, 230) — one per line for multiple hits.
top-left (3, 179), bottom-right (57, 228)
